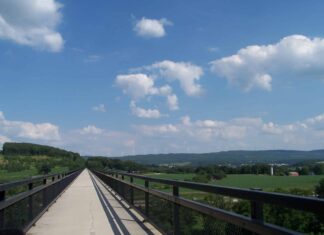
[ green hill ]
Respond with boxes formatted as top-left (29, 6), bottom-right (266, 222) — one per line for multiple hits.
top-left (0, 142), bottom-right (85, 182)
top-left (118, 150), bottom-right (324, 166)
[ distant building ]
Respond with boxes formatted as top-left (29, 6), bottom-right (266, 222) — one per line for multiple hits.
top-left (270, 165), bottom-right (274, 176)
top-left (288, 172), bottom-right (299, 176)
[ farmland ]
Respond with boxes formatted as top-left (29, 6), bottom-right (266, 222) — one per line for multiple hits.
top-left (145, 173), bottom-right (324, 192)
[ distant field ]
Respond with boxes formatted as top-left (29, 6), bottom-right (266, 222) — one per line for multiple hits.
top-left (0, 169), bottom-right (38, 183)
top-left (0, 166), bottom-right (69, 183)
top-left (212, 174), bottom-right (324, 191)
top-left (145, 173), bottom-right (324, 192)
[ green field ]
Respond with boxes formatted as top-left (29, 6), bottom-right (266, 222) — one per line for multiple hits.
top-left (145, 173), bottom-right (324, 192)
top-left (212, 174), bottom-right (324, 191)
top-left (0, 166), bottom-right (70, 183)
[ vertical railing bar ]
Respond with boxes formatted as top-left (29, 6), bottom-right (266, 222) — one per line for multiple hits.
top-left (42, 178), bottom-right (47, 209)
top-left (28, 183), bottom-right (34, 220)
top-left (145, 180), bottom-right (149, 217)
top-left (0, 190), bottom-right (5, 229)
top-left (130, 177), bottom-right (134, 205)
top-left (250, 187), bottom-right (264, 234)
top-left (173, 185), bottom-right (180, 235)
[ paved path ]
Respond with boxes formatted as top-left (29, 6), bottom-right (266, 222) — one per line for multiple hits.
top-left (27, 170), bottom-right (161, 235)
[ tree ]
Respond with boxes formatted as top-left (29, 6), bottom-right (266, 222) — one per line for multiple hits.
top-left (315, 178), bottom-right (324, 198)
top-left (299, 166), bottom-right (310, 175)
top-left (313, 164), bottom-right (324, 175)
top-left (37, 163), bottom-right (51, 174)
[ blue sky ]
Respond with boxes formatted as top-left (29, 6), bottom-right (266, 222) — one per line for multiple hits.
top-left (1, 0), bottom-right (324, 155)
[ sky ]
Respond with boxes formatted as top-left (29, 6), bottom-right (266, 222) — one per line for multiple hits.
top-left (1, 0), bottom-right (324, 156)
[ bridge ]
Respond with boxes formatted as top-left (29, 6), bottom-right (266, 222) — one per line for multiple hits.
top-left (0, 169), bottom-right (323, 235)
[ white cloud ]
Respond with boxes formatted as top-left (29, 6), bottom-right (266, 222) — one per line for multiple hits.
top-left (0, 111), bottom-right (60, 141)
top-left (130, 101), bottom-right (161, 119)
top-left (306, 114), bottom-right (324, 125)
top-left (80, 125), bottom-right (103, 135)
top-left (167, 94), bottom-right (179, 110)
top-left (134, 17), bottom-right (172, 38)
top-left (50, 112), bottom-right (324, 155)
top-left (62, 128), bottom-right (137, 156)
top-left (0, 0), bottom-right (64, 52)
top-left (116, 60), bottom-right (203, 116)
top-left (210, 35), bottom-right (324, 91)
top-left (92, 104), bottom-right (106, 113)
top-left (132, 113), bottom-right (324, 152)
top-left (151, 60), bottom-right (204, 96)
top-left (136, 124), bottom-right (179, 136)
top-left (116, 73), bottom-right (158, 99)
top-left (115, 73), bottom-right (180, 116)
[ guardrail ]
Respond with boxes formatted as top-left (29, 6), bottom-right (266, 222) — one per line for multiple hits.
top-left (92, 169), bottom-right (324, 235)
top-left (0, 169), bottom-right (83, 234)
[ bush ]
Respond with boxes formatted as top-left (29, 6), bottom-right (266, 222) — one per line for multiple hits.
top-left (37, 163), bottom-right (51, 174)
top-left (192, 174), bottom-right (210, 183)
top-left (315, 178), bottom-right (324, 198)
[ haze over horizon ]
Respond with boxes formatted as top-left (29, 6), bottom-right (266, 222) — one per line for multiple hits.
top-left (1, 0), bottom-right (324, 155)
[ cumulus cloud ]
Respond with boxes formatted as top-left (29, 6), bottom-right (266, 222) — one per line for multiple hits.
top-left (61, 127), bottom-right (137, 156)
top-left (80, 125), bottom-right (103, 135)
top-left (132, 113), bottom-right (324, 152)
top-left (0, 111), bottom-right (60, 141)
top-left (92, 104), bottom-right (106, 113)
top-left (116, 73), bottom-right (158, 99)
top-left (135, 124), bottom-right (179, 136)
top-left (115, 73), bottom-right (180, 117)
top-left (130, 101), bottom-right (161, 119)
top-left (0, 0), bottom-right (64, 52)
top-left (13, 112), bottom-right (322, 156)
top-left (134, 17), bottom-right (172, 38)
top-left (167, 94), bottom-right (179, 110)
top-left (116, 60), bottom-right (203, 117)
top-left (151, 60), bottom-right (204, 96)
top-left (210, 35), bottom-right (324, 91)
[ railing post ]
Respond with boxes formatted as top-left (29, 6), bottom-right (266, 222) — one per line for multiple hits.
top-left (250, 188), bottom-right (264, 223)
top-left (42, 178), bottom-right (47, 208)
top-left (52, 176), bottom-right (55, 182)
top-left (173, 185), bottom-right (180, 235)
top-left (145, 180), bottom-right (149, 217)
top-left (130, 177), bottom-right (134, 205)
top-left (28, 183), bottom-right (34, 220)
top-left (0, 190), bottom-right (5, 228)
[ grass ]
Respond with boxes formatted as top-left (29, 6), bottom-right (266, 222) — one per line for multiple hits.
top-left (212, 174), bottom-right (324, 191)
top-left (0, 169), bottom-right (38, 183)
top-left (144, 173), bottom-right (324, 192)
top-left (0, 166), bottom-right (70, 183)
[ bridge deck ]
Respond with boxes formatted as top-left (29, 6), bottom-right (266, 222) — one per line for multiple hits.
top-left (27, 169), bottom-right (161, 235)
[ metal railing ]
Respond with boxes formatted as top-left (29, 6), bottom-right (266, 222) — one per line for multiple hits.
top-left (92, 169), bottom-right (324, 235)
top-left (0, 169), bottom-right (83, 234)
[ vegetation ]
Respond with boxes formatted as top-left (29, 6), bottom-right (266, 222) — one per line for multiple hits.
top-left (86, 156), bottom-right (146, 172)
top-left (3, 142), bottom-right (80, 159)
top-left (0, 142), bottom-right (85, 182)
top-left (315, 178), bottom-right (324, 198)
top-left (119, 150), bottom-right (324, 166)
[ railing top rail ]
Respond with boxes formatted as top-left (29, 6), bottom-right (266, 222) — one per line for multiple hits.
top-left (93, 170), bottom-right (304, 235)
top-left (0, 169), bottom-right (80, 191)
top-left (103, 169), bottom-right (324, 214)
top-left (0, 169), bottom-right (82, 211)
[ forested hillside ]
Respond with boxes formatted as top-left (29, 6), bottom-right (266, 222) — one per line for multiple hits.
top-left (2, 142), bottom-right (80, 159)
top-left (0, 142), bottom-right (85, 182)
top-left (119, 150), bottom-right (324, 166)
